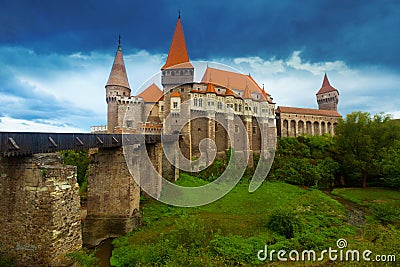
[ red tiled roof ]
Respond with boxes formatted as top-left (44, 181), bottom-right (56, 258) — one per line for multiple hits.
top-left (137, 83), bottom-right (163, 102)
top-left (276, 106), bottom-right (341, 117)
top-left (162, 17), bottom-right (193, 70)
top-left (316, 74), bottom-right (338, 95)
top-left (206, 82), bottom-right (216, 94)
top-left (201, 67), bottom-right (272, 102)
top-left (106, 48), bottom-right (130, 89)
top-left (171, 91), bottom-right (181, 97)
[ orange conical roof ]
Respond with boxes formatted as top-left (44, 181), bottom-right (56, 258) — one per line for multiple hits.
top-left (316, 73), bottom-right (338, 95)
top-left (225, 87), bottom-right (236, 97)
top-left (162, 16), bottom-right (193, 70)
top-left (106, 40), bottom-right (130, 89)
top-left (243, 82), bottom-right (252, 99)
top-left (206, 82), bottom-right (216, 94)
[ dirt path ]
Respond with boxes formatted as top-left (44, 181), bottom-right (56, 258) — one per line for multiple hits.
top-left (324, 191), bottom-right (369, 227)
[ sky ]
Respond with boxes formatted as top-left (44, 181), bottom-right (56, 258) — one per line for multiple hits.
top-left (0, 0), bottom-right (399, 132)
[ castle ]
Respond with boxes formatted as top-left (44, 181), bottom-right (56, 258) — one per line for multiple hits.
top-left (96, 15), bottom-right (341, 162)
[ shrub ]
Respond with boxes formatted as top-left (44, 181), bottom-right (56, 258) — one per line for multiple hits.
top-left (370, 202), bottom-right (400, 225)
top-left (265, 209), bottom-right (300, 239)
top-left (210, 234), bottom-right (265, 265)
top-left (66, 248), bottom-right (99, 267)
top-left (167, 215), bottom-right (207, 249)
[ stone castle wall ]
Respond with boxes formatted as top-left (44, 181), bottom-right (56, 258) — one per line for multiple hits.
top-left (0, 153), bottom-right (81, 266)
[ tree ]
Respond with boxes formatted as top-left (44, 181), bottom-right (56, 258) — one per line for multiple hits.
top-left (381, 140), bottom-right (400, 188)
top-left (335, 112), bottom-right (400, 188)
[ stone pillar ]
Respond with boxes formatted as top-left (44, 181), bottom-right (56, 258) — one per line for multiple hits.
top-left (0, 153), bottom-right (82, 266)
top-left (245, 116), bottom-right (254, 167)
top-left (142, 143), bottom-right (163, 198)
top-left (207, 114), bottom-right (216, 164)
top-left (226, 114), bottom-right (234, 150)
top-left (83, 147), bottom-right (141, 247)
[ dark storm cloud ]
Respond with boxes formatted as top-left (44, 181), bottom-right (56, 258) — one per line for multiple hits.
top-left (1, 0), bottom-right (399, 68)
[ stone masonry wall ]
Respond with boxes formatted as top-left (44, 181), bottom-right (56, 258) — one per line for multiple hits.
top-left (83, 147), bottom-right (141, 246)
top-left (0, 153), bottom-right (81, 266)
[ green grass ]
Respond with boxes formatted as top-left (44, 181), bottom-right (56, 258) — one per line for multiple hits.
top-left (331, 187), bottom-right (400, 205)
top-left (111, 175), bottom-right (360, 266)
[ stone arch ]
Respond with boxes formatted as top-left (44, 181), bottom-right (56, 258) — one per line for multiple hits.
top-left (327, 122), bottom-right (332, 135)
top-left (283, 119), bottom-right (288, 137)
top-left (313, 121), bottom-right (320, 135)
top-left (306, 121), bottom-right (312, 135)
top-left (290, 120), bottom-right (296, 137)
top-left (333, 122), bottom-right (338, 134)
top-left (321, 121), bottom-right (326, 134)
top-left (298, 120), bottom-right (304, 135)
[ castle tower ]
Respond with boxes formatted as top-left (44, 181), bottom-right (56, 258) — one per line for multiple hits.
top-left (316, 73), bottom-right (339, 111)
top-left (161, 14), bottom-right (194, 91)
top-left (105, 36), bottom-right (131, 133)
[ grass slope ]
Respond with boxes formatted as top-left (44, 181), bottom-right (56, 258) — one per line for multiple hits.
top-left (111, 175), bottom-right (359, 266)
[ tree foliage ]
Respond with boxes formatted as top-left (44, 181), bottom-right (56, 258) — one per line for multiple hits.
top-left (334, 112), bottom-right (400, 188)
top-left (270, 135), bottom-right (339, 189)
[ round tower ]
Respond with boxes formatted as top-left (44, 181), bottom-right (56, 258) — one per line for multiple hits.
top-left (105, 36), bottom-right (131, 133)
top-left (316, 73), bottom-right (339, 111)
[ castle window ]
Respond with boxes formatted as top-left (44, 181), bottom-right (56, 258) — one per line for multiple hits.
top-left (172, 71), bottom-right (175, 76)
top-left (173, 102), bottom-right (178, 109)
top-left (126, 120), bottom-right (132, 128)
top-left (254, 107), bottom-right (258, 114)
top-left (161, 105), bottom-right (164, 111)
top-left (181, 88), bottom-right (184, 93)
top-left (194, 98), bottom-right (198, 106)
top-left (149, 110), bottom-right (152, 115)
top-left (217, 101), bottom-right (223, 109)
top-left (170, 89), bottom-right (173, 93)
top-left (253, 126), bottom-right (257, 134)
top-left (198, 98), bottom-right (203, 107)
top-left (239, 105), bottom-right (242, 112)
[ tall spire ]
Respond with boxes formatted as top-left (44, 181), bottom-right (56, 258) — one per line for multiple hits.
top-left (243, 81), bottom-right (252, 99)
top-left (161, 14), bottom-right (193, 69)
top-left (316, 73), bottom-right (338, 95)
top-left (206, 74), bottom-right (216, 94)
top-left (106, 37), bottom-right (130, 89)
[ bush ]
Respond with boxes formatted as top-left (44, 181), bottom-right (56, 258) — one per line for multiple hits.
top-left (66, 248), bottom-right (99, 267)
top-left (265, 209), bottom-right (300, 239)
top-left (210, 235), bottom-right (265, 265)
top-left (167, 215), bottom-right (207, 249)
top-left (370, 202), bottom-right (400, 225)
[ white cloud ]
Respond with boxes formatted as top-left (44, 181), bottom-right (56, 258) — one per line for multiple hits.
top-left (0, 46), bottom-right (399, 133)
top-left (286, 51), bottom-right (349, 75)
top-left (0, 116), bottom-right (85, 133)
top-left (233, 56), bottom-right (286, 74)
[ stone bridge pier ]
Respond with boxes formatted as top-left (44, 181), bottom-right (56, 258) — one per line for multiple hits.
top-left (0, 153), bottom-right (82, 266)
top-left (83, 143), bottom-right (163, 247)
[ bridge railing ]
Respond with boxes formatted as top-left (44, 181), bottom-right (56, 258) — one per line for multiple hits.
top-left (0, 132), bottom-right (172, 157)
